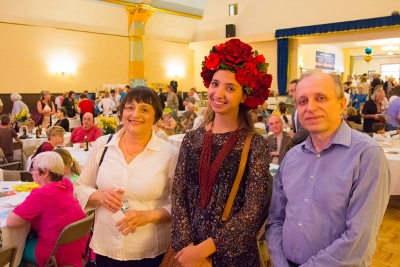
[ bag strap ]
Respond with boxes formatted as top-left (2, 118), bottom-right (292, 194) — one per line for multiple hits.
top-left (98, 134), bottom-right (114, 168)
top-left (221, 131), bottom-right (254, 222)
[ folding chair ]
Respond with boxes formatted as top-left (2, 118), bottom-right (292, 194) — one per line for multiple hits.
top-left (20, 171), bottom-right (34, 182)
top-left (0, 148), bottom-right (8, 164)
top-left (0, 162), bottom-right (22, 171)
top-left (13, 142), bottom-right (24, 164)
top-left (24, 214), bottom-right (94, 267)
top-left (0, 245), bottom-right (18, 267)
top-left (22, 145), bottom-right (37, 160)
top-left (3, 171), bottom-right (21, 181)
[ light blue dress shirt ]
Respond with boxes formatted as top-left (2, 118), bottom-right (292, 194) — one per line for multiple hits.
top-left (266, 122), bottom-right (391, 267)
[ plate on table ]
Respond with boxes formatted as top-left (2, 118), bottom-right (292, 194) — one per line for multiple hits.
top-left (1, 196), bottom-right (26, 207)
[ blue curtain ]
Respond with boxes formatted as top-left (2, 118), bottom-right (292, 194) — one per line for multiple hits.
top-left (277, 38), bottom-right (289, 96)
top-left (275, 15), bottom-right (400, 38)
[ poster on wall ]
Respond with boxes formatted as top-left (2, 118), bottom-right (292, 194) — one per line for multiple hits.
top-left (131, 78), bottom-right (147, 88)
top-left (315, 51), bottom-right (335, 70)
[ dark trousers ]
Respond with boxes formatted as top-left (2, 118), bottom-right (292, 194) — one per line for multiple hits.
top-left (96, 253), bottom-right (164, 267)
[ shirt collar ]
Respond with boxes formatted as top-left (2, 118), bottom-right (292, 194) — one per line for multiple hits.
top-left (106, 128), bottom-right (161, 152)
top-left (303, 120), bottom-right (351, 153)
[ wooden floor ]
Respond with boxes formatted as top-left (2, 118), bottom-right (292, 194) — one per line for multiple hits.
top-left (371, 197), bottom-right (400, 267)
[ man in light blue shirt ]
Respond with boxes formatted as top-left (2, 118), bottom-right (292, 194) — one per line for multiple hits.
top-left (266, 70), bottom-right (390, 267)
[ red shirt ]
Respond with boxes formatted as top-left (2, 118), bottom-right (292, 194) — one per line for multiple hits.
top-left (70, 125), bottom-right (103, 143)
top-left (78, 99), bottom-right (93, 115)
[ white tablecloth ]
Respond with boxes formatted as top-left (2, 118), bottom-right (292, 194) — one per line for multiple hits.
top-left (382, 146), bottom-right (400, 195)
top-left (0, 181), bottom-right (31, 267)
top-left (26, 147), bottom-right (91, 171)
top-left (167, 134), bottom-right (186, 149)
top-left (17, 132), bottom-right (71, 148)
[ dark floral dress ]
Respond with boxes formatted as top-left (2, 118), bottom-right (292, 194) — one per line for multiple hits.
top-left (172, 127), bottom-right (270, 267)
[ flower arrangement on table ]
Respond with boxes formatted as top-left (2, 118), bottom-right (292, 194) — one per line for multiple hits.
top-left (201, 38), bottom-right (273, 109)
top-left (14, 108), bottom-right (30, 123)
top-left (98, 116), bottom-right (118, 135)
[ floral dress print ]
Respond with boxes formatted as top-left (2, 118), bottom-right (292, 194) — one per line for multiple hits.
top-left (172, 127), bottom-right (270, 267)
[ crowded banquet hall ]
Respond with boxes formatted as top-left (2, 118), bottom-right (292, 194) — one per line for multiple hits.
top-left (0, 0), bottom-right (399, 266)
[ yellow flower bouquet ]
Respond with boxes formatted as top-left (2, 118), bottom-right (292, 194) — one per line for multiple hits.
top-left (15, 108), bottom-right (30, 122)
top-left (98, 116), bottom-right (118, 135)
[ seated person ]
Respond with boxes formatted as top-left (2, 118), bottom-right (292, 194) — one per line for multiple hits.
top-left (181, 103), bottom-right (198, 132)
top-left (266, 115), bottom-right (294, 164)
top-left (54, 148), bottom-right (81, 184)
top-left (70, 112), bottom-right (103, 147)
top-left (259, 102), bottom-right (270, 119)
top-left (54, 107), bottom-right (69, 132)
top-left (24, 118), bottom-right (36, 133)
top-left (372, 122), bottom-right (400, 142)
top-left (32, 126), bottom-right (65, 159)
top-left (273, 102), bottom-right (292, 129)
top-left (345, 106), bottom-right (362, 124)
top-left (0, 114), bottom-right (23, 162)
top-left (152, 119), bottom-right (168, 141)
top-left (254, 115), bottom-right (266, 129)
top-left (161, 108), bottom-right (177, 136)
top-left (6, 152), bottom-right (87, 266)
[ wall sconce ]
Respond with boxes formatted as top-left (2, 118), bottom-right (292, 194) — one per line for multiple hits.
top-left (167, 61), bottom-right (184, 79)
top-left (55, 71), bottom-right (73, 77)
top-left (49, 54), bottom-right (76, 77)
top-left (299, 60), bottom-right (304, 71)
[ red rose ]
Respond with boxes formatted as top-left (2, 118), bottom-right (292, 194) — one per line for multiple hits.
top-left (254, 54), bottom-right (265, 63)
top-left (206, 53), bottom-right (221, 70)
top-left (219, 39), bottom-right (253, 67)
top-left (243, 96), bottom-right (264, 110)
top-left (235, 62), bottom-right (261, 89)
top-left (200, 67), bottom-right (213, 88)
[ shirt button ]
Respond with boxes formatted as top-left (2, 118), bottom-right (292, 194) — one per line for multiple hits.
top-left (316, 154), bottom-right (320, 158)
top-left (299, 223), bottom-right (302, 226)
top-left (296, 247), bottom-right (300, 251)
top-left (305, 199), bottom-right (308, 202)
top-left (310, 176), bottom-right (314, 179)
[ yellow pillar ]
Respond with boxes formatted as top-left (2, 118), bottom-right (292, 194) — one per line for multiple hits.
top-left (126, 6), bottom-right (153, 81)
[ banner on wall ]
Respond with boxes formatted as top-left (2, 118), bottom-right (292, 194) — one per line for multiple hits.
top-left (315, 51), bottom-right (335, 70)
top-left (131, 78), bottom-right (147, 88)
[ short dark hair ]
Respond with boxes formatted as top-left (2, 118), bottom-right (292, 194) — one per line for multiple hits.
top-left (372, 123), bottom-right (385, 133)
top-left (110, 89), bottom-right (116, 94)
top-left (290, 79), bottom-right (299, 85)
top-left (80, 93), bottom-right (87, 99)
top-left (1, 114), bottom-right (11, 125)
top-left (257, 115), bottom-right (263, 122)
top-left (119, 86), bottom-right (163, 123)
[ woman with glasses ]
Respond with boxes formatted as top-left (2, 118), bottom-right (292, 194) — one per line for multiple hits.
top-left (6, 152), bottom-right (86, 266)
top-left (75, 87), bottom-right (179, 267)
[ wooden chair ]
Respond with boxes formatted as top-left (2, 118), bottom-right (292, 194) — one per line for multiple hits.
top-left (3, 171), bottom-right (21, 181)
top-left (24, 214), bottom-right (95, 267)
top-left (0, 148), bottom-right (8, 164)
top-left (0, 162), bottom-right (22, 171)
top-left (0, 245), bottom-right (18, 267)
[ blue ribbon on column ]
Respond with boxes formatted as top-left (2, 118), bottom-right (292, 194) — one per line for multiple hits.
top-left (277, 38), bottom-right (289, 96)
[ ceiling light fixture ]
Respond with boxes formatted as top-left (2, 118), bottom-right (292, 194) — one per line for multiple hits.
top-left (382, 44), bottom-right (399, 55)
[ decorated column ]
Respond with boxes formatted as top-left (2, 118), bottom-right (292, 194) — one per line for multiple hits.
top-left (126, 5), bottom-right (153, 85)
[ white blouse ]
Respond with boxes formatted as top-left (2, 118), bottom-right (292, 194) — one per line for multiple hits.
top-left (74, 129), bottom-right (179, 260)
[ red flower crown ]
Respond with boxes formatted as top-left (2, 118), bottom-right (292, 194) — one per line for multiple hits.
top-left (201, 39), bottom-right (273, 109)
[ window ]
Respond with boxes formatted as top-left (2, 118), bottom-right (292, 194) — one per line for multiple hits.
top-left (381, 64), bottom-right (400, 82)
top-left (229, 4), bottom-right (238, 16)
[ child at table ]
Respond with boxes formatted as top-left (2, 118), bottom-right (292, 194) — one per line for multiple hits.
top-left (372, 122), bottom-right (400, 142)
top-left (54, 148), bottom-right (81, 183)
top-left (0, 114), bottom-right (23, 162)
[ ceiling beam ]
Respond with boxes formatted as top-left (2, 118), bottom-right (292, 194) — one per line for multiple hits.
top-left (100, 0), bottom-right (203, 20)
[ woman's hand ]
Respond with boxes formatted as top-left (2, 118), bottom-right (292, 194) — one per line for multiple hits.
top-left (100, 188), bottom-right (124, 213)
top-left (116, 210), bottom-right (148, 235)
top-left (175, 245), bottom-right (210, 267)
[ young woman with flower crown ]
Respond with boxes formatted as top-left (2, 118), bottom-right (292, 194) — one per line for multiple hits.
top-left (171, 39), bottom-right (272, 267)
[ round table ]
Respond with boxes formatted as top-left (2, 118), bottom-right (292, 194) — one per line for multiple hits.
top-left (382, 146), bottom-right (400, 195)
top-left (167, 134), bottom-right (186, 149)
